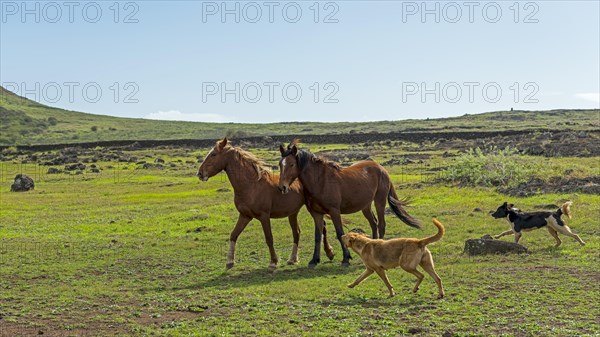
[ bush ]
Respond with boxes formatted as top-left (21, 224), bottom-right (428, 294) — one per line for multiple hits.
top-left (224, 129), bottom-right (249, 139)
top-left (47, 117), bottom-right (58, 126)
top-left (91, 126), bottom-right (98, 132)
top-left (442, 146), bottom-right (541, 188)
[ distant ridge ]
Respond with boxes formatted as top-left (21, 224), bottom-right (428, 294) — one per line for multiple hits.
top-left (1, 86), bottom-right (598, 146)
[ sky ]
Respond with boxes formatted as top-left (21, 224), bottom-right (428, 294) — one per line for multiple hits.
top-left (1, 0), bottom-right (599, 123)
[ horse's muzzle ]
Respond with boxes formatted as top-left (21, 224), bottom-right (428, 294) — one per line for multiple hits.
top-left (197, 171), bottom-right (208, 182)
top-left (279, 185), bottom-right (289, 194)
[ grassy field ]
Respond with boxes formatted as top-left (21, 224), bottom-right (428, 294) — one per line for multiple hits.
top-left (1, 86), bottom-right (599, 146)
top-left (0, 143), bottom-right (598, 336)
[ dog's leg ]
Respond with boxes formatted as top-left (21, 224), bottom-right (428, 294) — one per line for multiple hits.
top-left (373, 268), bottom-right (396, 297)
top-left (287, 213), bottom-right (301, 265)
top-left (547, 226), bottom-right (562, 247)
top-left (400, 265), bottom-right (424, 294)
top-left (420, 250), bottom-right (444, 299)
top-left (348, 268), bottom-right (374, 288)
top-left (227, 214), bottom-right (252, 269)
top-left (514, 231), bottom-right (522, 244)
top-left (554, 225), bottom-right (586, 246)
top-left (361, 206), bottom-right (378, 239)
top-left (494, 229), bottom-right (514, 239)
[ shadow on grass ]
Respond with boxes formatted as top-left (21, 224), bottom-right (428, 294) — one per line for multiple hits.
top-left (325, 293), bottom-right (431, 308)
top-left (167, 262), bottom-right (364, 291)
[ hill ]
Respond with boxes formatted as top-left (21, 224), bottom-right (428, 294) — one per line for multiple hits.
top-left (1, 86), bottom-right (598, 146)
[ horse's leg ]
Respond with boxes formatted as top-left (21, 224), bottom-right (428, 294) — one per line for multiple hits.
top-left (330, 210), bottom-right (352, 266)
top-left (361, 206), bottom-right (379, 239)
top-left (322, 223), bottom-right (335, 260)
top-left (375, 188), bottom-right (388, 239)
top-left (308, 212), bottom-right (325, 268)
top-left (257, 215), bottom-right (278, 272)
top-left (227, 213), bottom-right (252, 269)
top-left (287, 212), bottom-right (301, 265)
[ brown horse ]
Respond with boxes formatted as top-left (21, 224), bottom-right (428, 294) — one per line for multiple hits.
top-left (197, 138), bottom-right (333, 271)
top-left (278, 140), bottom-right (421, 267)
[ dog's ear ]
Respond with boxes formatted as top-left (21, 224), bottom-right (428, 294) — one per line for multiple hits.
top-left (502, 201), bottom-right (508, 207)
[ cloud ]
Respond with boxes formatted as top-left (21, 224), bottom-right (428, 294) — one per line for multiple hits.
top-left (145, 110), bottom-right (232, 122)
top-left (574, 93), bottom-right (600, 103)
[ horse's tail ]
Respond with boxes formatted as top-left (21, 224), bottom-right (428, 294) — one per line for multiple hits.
top-left (388, 185), bottom-right (421, 229)
top-left (419, 218), bottom-right (445, 247)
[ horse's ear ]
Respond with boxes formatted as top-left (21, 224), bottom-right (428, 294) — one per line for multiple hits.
top-left (279, 144), bottom-right (286, 156)
top-left (291, 145), bottom-right (298, 156)
top-left (218, 138), bottom-right (228, 150)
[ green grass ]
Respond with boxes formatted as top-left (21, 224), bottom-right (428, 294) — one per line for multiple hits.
top-left (0, 145), bottom-right (598, 336)
top-left (1, 85), bottom-right (599, 146)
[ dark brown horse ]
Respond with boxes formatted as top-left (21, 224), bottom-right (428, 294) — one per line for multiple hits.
top-left (197, 138), bottom-right (333, 271)
top-left (278, 140), bottom-right (421, 267)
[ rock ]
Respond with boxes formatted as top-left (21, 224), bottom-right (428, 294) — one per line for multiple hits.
top-left (90, 168), bottom-right (101, 173)
top-left (10, 174), bottom-right (35, 192)
top-left (155, 158), bottom-right (165, 163)
top-left (464, 235), bottom-right (527, 255)
top-left (216, 188), bottom-right (231, 193)
top-left (65, 163), bottom-right (86, 171)
top-left (47, 167), bottom-right (61, 174)
top-left (473, 207), bottom-right (483, 212)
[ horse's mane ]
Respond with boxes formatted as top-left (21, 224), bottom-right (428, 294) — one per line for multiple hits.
top-left (297, 149), bottom-right (341, 171)
top-left (226, 145), bottom-right (272, 181)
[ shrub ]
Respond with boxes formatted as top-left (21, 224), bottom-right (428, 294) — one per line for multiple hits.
top-left (47, 117), bottom-right (58, 126)
top-left (91, 126), bottom-right (98, 132)
top-left (442, 146), bottom-right (541, 188)
top-left (224, 129), bottom-right (249, 138)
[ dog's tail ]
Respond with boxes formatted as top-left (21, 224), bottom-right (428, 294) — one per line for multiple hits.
top-left (388, 186), bottom-right (421, 229)
top-left (419, 218), bottom-right (445, 247)
top-left (559, 201), bottom-right (573, 219)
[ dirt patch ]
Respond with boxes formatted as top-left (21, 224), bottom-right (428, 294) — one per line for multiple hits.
top-left (498, 176), bottom-right (600, 197)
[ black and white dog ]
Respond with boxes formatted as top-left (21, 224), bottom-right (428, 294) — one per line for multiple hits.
top-left (491, 201), bottom-right (585, 246)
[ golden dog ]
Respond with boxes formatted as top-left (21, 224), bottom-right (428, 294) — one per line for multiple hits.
top-left (342, 219), bottom-right (445, 299)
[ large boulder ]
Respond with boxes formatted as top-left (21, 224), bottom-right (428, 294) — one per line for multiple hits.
top-left (10, 174), bottom-right (35, 192)
top-left (464, 235), bottom-right (528, 255)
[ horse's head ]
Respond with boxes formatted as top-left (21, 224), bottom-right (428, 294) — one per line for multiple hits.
top-left (278, 141), bottom-right (300, 194)
top-left (197, 138), bottom-right (230, 181)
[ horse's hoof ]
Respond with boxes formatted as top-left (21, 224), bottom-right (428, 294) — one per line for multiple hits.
top-left (268, 264), bottom-right (277, 273)
top-left (225, 263), bottom-right (234, 270)
top-left (308, 261), bottom-right (319, 269)
top-left (341, 261), bottom-right (350, 267)
top-left (325, 251), bottom-right (335, 261)
top-left (287, 259), bottom-right (299, 265)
